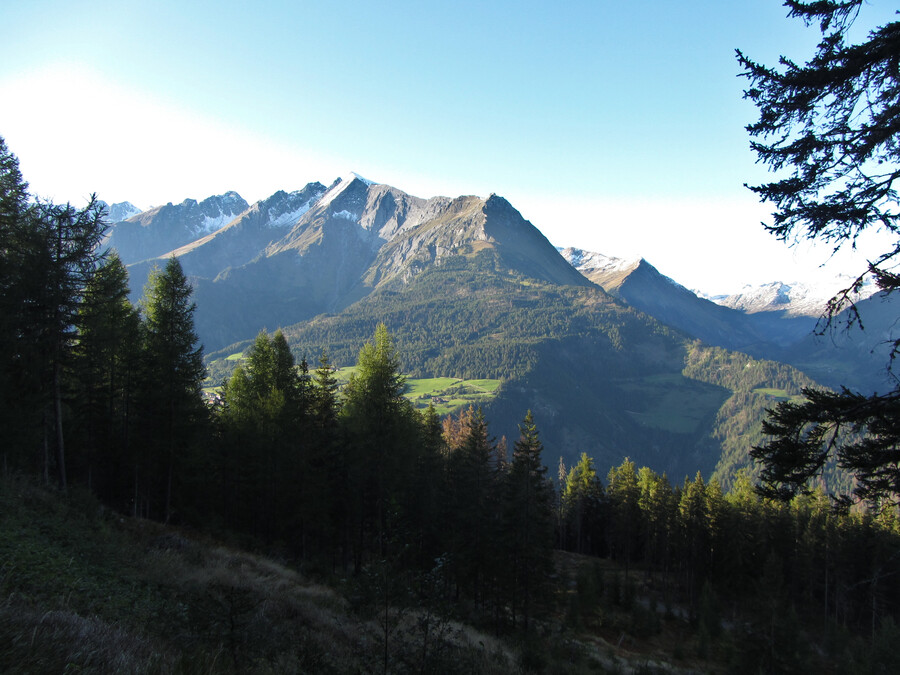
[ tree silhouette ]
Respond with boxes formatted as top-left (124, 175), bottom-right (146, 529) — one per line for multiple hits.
top-left (740, 1), bottom-right (900, 506)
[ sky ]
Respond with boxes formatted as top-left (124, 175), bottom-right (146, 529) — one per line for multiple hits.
top-left (0, 0), bottom-right (895, 294)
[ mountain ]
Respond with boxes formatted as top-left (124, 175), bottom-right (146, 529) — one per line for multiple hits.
top-left (106, 191), bottom-right (250, 264)
top-left (559, 247), bottom-right (815, 351)
top-left (165, 183), bottom-right (327, 278)
top-left (706, 277), bottom-right (878, 317)
top-left (559, 246), bottom-right (900, 394)
top-left (127, 176), bottom-right (588, 353)
top-left (98, 200), bottom-right (143, 223)
top-left (779, 290), bottom-right (900, 393)
top-left (120, 177), bottom-right (829, 486)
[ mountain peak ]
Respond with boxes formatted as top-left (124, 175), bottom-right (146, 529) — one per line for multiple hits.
top-left (318, 174), bottom-right (374, 211)
top-left (706, 276), bottom-right (878, 317)
top-left (559, 247), bottom-right (642, 277)
top-left (349, 172), bottom-right (376, 186)
top-left (97, 200), bottom-right (143, 223)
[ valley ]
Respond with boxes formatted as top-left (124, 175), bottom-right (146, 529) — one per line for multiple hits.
top-left (101, 174), bottom-right (883, 491)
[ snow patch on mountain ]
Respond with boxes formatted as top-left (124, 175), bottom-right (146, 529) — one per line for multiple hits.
top-left (98, 200), bottom-right (143, 222)
top-left (332, 209), bottom-right (358, 222)
top-left (350, 172), bottom-right (375, 186)
top-left (318, 177), bottom-right (355, 209)
top-left (196, 211), bottom-right (239, 235)
top-left (268, 195), bottom-right (319, 227)
top-left (317, 173), bottom-right (373, 211)
top-left (701, 275), bottom-right (878, 317)
top-left (558, 246), bottom-right (640, 274)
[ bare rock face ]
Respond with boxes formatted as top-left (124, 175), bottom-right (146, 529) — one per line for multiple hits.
top-left (106, 191), bottom-right (250, 264)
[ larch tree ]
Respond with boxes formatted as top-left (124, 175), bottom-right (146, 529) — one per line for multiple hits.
top-left (31, 197), bottom-right (108, 491)
top-left (0, 136), bottom-right (35, 473)
top-left (72, 251), bottom-right (141, 501)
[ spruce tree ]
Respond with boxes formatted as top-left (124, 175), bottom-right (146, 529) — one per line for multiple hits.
top-left (340, 324), bottom-right (417, 565)
top-left (503, 410), bottom-right (553, 629)
top-left (218, 329), bottom-right (309, 543)
top-left (137, 257), bottom-right (206, 521)
top-left (445, 406), bottom-right (500, 608)
top-left (561, 452), bottom-right (605, 555)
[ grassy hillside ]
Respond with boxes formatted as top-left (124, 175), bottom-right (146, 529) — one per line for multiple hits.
top-left (4, 477), bottom-right (893, 674)
top-left (0, 477), bottom-right (525, 674)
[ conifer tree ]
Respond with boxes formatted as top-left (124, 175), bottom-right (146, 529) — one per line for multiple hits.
top-left (408, 403), bottom-right (446, 567)
top-left (607, 458), bottom-right (642, 573)
top-left (560, 452), bottom-right (604, 554)
top-left (137, 257), bottom-right (205, 521)
top-left (31, 197), bottom-right (108, 491)
top-left (340, 324), bottom-right (417, 565)
top-left (218, 329), bottom-right (311, 543)
top-left (72, 251), bottom-right (141, 502)
top-left (504, 411), bottom-right (553, 629)
top-left (445, 406), bottom-right (500, 606)
top-left (739, 1), bottom-right (900, 505)
top-left (0, 137), bottom-right (36, 472)
top-left (310, 351), bottom-right (344, 560)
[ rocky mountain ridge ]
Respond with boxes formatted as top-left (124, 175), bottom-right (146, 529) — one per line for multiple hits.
top-left (107, 179), bottom-right (892, 398)
top-left (105, 191), bottom-right (250, 264)
top-left (704, 277), bottom-right (878, 317)
top-left (113, 176), bottom-right (587, 353)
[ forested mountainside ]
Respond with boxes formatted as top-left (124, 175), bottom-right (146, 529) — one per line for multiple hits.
top-left (204, 248), bottom-right (823, 491)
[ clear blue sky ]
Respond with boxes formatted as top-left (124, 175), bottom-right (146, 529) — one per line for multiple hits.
top-left (1, 1), bottom-right (894, 293)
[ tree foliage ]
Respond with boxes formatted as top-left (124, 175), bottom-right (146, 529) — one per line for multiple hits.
top-left (738, 1), bottom-right (900, 305)
top-left (136, 257), bottom-right (206, 520)
top-left (740, 1), bottom-right (900, 505)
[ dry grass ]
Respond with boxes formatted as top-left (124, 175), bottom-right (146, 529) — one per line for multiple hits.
top-left (0, 600), bottom-right (175, 674)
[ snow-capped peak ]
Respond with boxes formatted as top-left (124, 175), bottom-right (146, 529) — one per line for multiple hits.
top-left (350, 171), bottom-right (375, 186)
top-left (317, 173), bottom-right (374, 210)
top-left (702, 275), bottom-right (878, 317)
top-left (558, 246), bottom-right (640, 274)
top-left (98, 200), bottom-right (143, 222)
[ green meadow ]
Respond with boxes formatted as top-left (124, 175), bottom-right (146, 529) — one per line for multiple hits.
top-left (333, 368), bottom-right (502, 416)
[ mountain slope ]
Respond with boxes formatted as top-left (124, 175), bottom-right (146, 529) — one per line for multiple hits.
top-left (219, 248), bottom-right (819, 487)
top-left (779, 291), bottom-right (900, 393)
top-left (560, 247), bottom-right (895, 395)
top-left (560, 247), bottom-right (814, 351)
top-left (128, 177), bottom-right (591, 353)
top-left (107, 191), bottom-right (249, 264)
